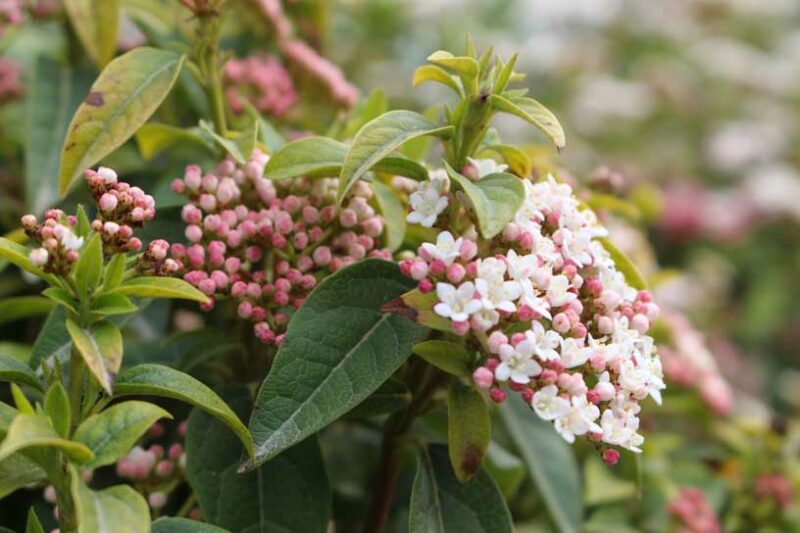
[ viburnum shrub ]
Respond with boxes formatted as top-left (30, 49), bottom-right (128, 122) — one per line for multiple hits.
top-left (0, 0), bottom-right (675, 529)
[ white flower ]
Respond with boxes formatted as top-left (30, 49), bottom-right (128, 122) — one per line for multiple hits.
top-left (546, 274), bottom-right (576, 307)
top-left (467, 157), bottom-right (508, 178)
top-left (560, 337), bottom-right (592, 368)
top-left (527, 321), bottom-right (561, 361)
top-left (433, 282), bottom-right (482, 322)
top-left (475, 258), bottom-right (521, 313)
top-left (554, 396), bottom-right (602, 444)
top-left (407, 177), bottom-right (449, 227)
top-left (495, 339), bottom-right (543, 384)
top-left (600, 409), bottom-right (643, 453)
top-left (532, 385), bottom-right (570, 421)
top-left (470, 308), bottom-right (500, 331)
top-left (518, 279), bottom-right (552, 319)
top-left (421, 231), bottom-right (462, 266)
top-left (97, 166), bottom-right (118, 185)
top-left (504, 249), bottom-right (539, 281)
top-left (53, 224), bottom-right (84, 251)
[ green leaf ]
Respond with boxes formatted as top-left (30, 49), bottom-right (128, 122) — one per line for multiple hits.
top-left (199, 119), bottom-right (247, 164)
top-left (489, 94), bottom-right (565, 152)
top-left (11, 384), bottom-right (34, 414)
top-left (413, 65), bottom-right (462, 95)
top-left (480, 144), bottom-right (531, 178)
top-left (401, 289), bottom-right (452, 332)
top-left (65, 319), bottom-right (123, 395)
top-left (186, 385), bottom-right (331, 532)
top-left (484, 442), bottom-right (525, 498)
top-left (444, 162), bottom-right (524, 239)
top-left (585, 194), bottom-right (641, 223)
top-left (102, 253), bottom-right (127, 291)
top-left (44, 382), bottom-right (70, 438)
top-left (72, 478), bottom-right (149, 533)
top-left (59, 47), bottom-right (186, 195)
top-left (25, 57), bottom-right (92, 214)
top-left (74, 233), bottom-right (103, 298)
top-left (74, 400), bottom-right (171, 468)
top-left (338, 110), bottom-right (453, 200)
top-left (413, 340), bottom-right (472, 377)
top-left (31, 306), bottom-right (71, 367)
top-left (426, 51), bottom-right (479, 95)
top-left (596, 238), bottom-right (648, 291)
top-left (26, 509), bottom-right (44, 533)
top-left (246, 259), bottom-right (425, 467)
top-left (0, 296), bottom-right (53, 326)
top-left (494, 54), bottom-right (519, 94)
top-left (0, 237), bottom-right (58, 284)
top-left (135, 123), bottom-right (212, 161)
top-left (370, 180), bottom-right (406, 251)
top-left (263, 136), bottom-right (347, 180)
top-left (108, 276), bottom-right (209, 303)
top-left (114, 364), bottom-right (253, 457)
top-left (0, 454), bottom-right (46, 500)
top-left (372, 155), bottom-right (430, 181)
top-left (447, 384), bottom-right (490, 483)
top-left (0, 354), bottom-right (43, 391)
top-left (499, 394), bottom-right (582, 533)
top-left (409, 444), bottom-right (513, 533)
top-left (75, 205), bottom-right (92, 237)
top-left (90, 293), bottom-right (138, 316)
top-left (0, 413), bottom-right (94, 463)
top-left (347, 377), bottom-right (411, 419)
top-left (63, 0), bottom-right (120, 67)
top-left (234, 107), bottom-right (259, 161)
top-left (151, 518), bottom-right (228, 533)
top-left (0, 402), bottom-right (16, 435)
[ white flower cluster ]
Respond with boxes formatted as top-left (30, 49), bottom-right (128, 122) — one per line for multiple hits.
top-left (402, 174), bottom-right (665, 457)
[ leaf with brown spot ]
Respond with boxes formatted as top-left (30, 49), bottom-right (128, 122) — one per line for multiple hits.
top-left (59, 47), bottom-right (185, 195)
top-left (447, 383), bottom-right (490, 483)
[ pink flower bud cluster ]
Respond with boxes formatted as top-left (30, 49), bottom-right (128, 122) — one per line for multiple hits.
top-left (0, 58), bottom-right (23, 104)
top-left (280, 40), bottom-right (358, 108)
top-left (755, 473), bottom-right (794, 510)
top-left (659, 310), bottom-right (734, 416)
top-left (84, 166), bottom-right (156, 256)
top-left (21, 210), bottom-right (85, 276)
top-left (0, 0), bottom-right (23, 35)
top-left (115, 420), bottom-right (188, 510)
top-left (401, 175), bottom-right (665, 456)
top-left (223, 54), bottom-right (298, 117)
top-left (666, 487), bottom-right (721, 533)
top-left (169, 149), bottom-right (391, 343)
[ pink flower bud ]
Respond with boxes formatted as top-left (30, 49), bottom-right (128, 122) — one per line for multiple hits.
top-left (312, 246), bottom-right (332, 266)
top-left (451, 320), bottom-right (470, 336)
top-left (446, 263), bottom-right (466, 284)
top-left (99, 193), bottom-right (118, 212)
top-left (185, 225), bottom-right (203, 243)
top-left (472, 367), bottom-right (494, 389)
top-left (103, 221), bottom-right (120, 235)
top-left (487, 331), bottom-right (509, 353)
top-left (489, 388), bottom-right (507, 403)
top-left (429, 259), bottom-right (446, 276)
top-left (630, 314), bottom-right (650, 333)
top-left (362, 217), bottom-right (383, 238)
top-left (97, 166), bottom-right (118, 184)
top-left (552, 313), bottom-right (571, 333)
top-left (29, 248), bottom-right (49, 266)
top-left (596, 315), bottom-right (614, 335)
top-left (418, 279), bottom-right (434, 293)
top-left (459, 239), bottom-right (478, 261)
top-left (602, 449), bottom-right (620, 466)
top-left (339, 208), bottom-right (358, 227)
top-left (148, 492), bottom-right (167, 509)
top-left (155, 460), bottom-right (173, 478)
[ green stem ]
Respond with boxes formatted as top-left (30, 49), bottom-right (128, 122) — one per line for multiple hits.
top-left (54, 458), bottom-right (79, 533)
top-left (363, 363), bottom-right (442, 533)
top-left (67, 345), bottom-right (84, 435)
top-left (452, 94), bottom-right (493, 169)
top-left (195, 14), bottom-right (227, 135)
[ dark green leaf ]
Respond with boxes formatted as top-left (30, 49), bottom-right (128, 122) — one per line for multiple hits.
top-left (247, 259), bottom-right (425, 467)
top-left (0, 354), bottom-right (43, 391)
top-left (447, 384), bottom-right (490, 482)
top-left (26, 507), bottom-right (45, 533)
top-left (0, 454), bottom-right (46, 500)
top-left (0, 296), bottom-right (53, 326)
top-left (151, 518), bottom-right (228, 533)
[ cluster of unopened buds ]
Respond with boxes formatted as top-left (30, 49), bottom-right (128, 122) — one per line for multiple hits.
top-left (401, 164), bottom-right (665, 460)
top-left (667, 486), bottom-right (721, 533)
top-left (170, 149), bottom-right (390, 343)
top-left (115, 420), bottom-right (188, 511)
top-left (755, 473), bottom-right (794, 510)
top-left (21, 210), bottom-right (85, 276)
top-left (659, 310), bottom-right (733, 416)
top-left (224, 54), bottom-right (297, 117)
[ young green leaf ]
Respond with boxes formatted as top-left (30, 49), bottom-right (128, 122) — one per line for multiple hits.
top-left (44, 382), bottom-right (70, 438)
top-left (114, 364), bottom-right (253, 457)
top-left (0, 454), bottom-right (46, 500)
top-left (412, 340), bottom-right (472, 377)
top-left (400, 289), bottom-right (452, 332)
top-left (338, 110), bottom-right (453, 200)
top-left (0, 296), bottom-right (53, 326)
top-left (413, 65), bottom-right (463, 96)
top-left (59, 47), bottom-right (186, 195)
top-left (444, 162), bottom-right (524, 239)
top-left (25, 57), bottom-right (93, 214)
top-left (246, 259), bottom-right (425, 467)
top-left (74, 233), bottom-right (103, 298)
top-left (499, 394), bottom-right (582, 533)
top-left (263, 136), bottom-right (347, 180)
top-left (65, 319), bottom-right (123, 395)
top-left (74, 400), bottom-right (171, 467)
top-left (0, 354), bottom-right (43, 391)
top-left (0, 237), bottom-right (59, 284)
top-left (135, 123), bottom-right (213, 161)
top-left (90, 293), bottom-right (138, 316)
top-left (198, 119), bottom-right (247, 164)
top-left (596, 238), bottom-right (648, 291)
top-left (72, 477), bottom-right (149, 533)
top-left (25, 508), bottom-right (44, 533)
top-left (409, 444), bottom-right (513, 533)
top-left (480, 144), bottom-right (531, 177)
top-left (426, 51), bottom-right (479, 95)
top-left (0, 413), bottom-right (94, 463)
top-left (489, 94), bottom-right (565, 152)
top-left (102, 253), bottom-right (127, 291)
top-left (11, 384), bottom-right (34, 414)
top-left (108, 276), bottom-right (209, 303)
top-left (371, 155), bottom-right (430, 181)
top-left (151, 518), bottom-right (228, 533)
top-left (370, 180), bottom-right (406, 251)
top-left (186, 386), bottom-right (331, 532)
top-left (75, 206), bottom-right (92, 237)
top-left (63, 0), bottom-right (120, 67)
top-left (447, 384), bottom-right (491, 482)
top-left (234, 107), bottom-right (260, 161)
